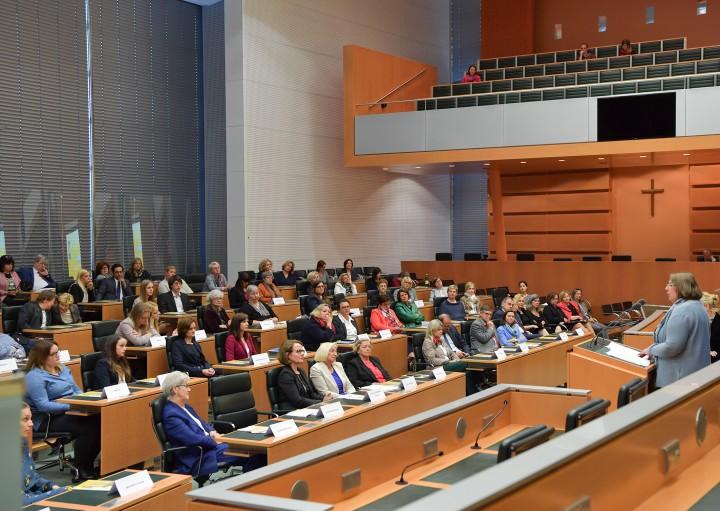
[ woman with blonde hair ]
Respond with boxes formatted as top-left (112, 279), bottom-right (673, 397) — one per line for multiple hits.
top-left (125, 258), bottom-right (150, 283)
top-left (68, 268), bottom-right (95, 304)
top-left (701, 291), bottom-right (720, 363)
top-left (116, 302), bottom-right (159, 346)
top-left (52, 293), bottom-right (82, 325)
top-left (460, 281), bottom-right (480, 315)
top-left (133, 279), bottom-right (157, 306)
top-left (258, 258), bottom-right (273, 274)
top-left (422, 319), bottom-right (477, 395)
top-left (309, 342), bottom-right (355, 397)
top-left (334, 272), bottom-right (357, 296)
top-left (274, 260), bottom-right (297, 286)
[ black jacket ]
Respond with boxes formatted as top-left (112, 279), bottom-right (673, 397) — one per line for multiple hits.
top-left (343, 352), bottom-right (391, 389)
top-left (17, 302), bottom-right (53, 331)
top-left (332, 315), bottom-right (359, 341)
top-left (93, 358), bottom-right (136, 389)
top-left (277, 365), bottom-right (323, 410)
top-left (158, 291), bottom-right (192, 313)
top-left (96, 278), bottom-right (133, 301)
top-left (124, 269), bottom-right (151, 283)
top-left (170, 337), bottom-right (210, 377)
top-left (67, 282), bottom-right (96, 304)
top-left (542, 304), bottom-right (566, 328)
top-left (239, 301), bottom-right (276, 324)
top-left (301, 317), bottom-right (338, 351)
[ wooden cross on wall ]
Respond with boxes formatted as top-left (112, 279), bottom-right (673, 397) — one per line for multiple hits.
top-left (641, 179), bottom-right (664, 217)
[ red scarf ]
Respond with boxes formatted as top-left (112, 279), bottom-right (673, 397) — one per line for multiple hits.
top-left (314, 316), bottom-right (336, 333)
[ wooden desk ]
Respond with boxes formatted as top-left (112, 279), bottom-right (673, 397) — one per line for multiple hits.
top-left (568, 338), bottom-right (655, 410)
top-left (79, 300), bottom-right (125, 321)
top-left (355, 280), bottom-right (366, 293)
top-left (2, 357), bottom-right (81, 387)
top-left (159, 311), bottom-right (197, 331)
top-left (189, 291), bottom-right (230, 309)
top-left (278, 286), bottom-right (297, 301)
top-left (345, 293), bottom-right (368, 310)
top-left (246, 323), bottom-right (288, 352)
top-left (57, 378), bottom-right (208, 475)
top-left (465, 330), bottom-right (594, 387)
top-left (336, 334), bottom-right (408, 378)
top-left (419, 303), bottom-right (434, 321)
top-left (23, 324), bottom-right (93, 355)
top-left (16, 290), bottom-right (43, 302)
top-left (623, 309), bottom-right (666, 350)
top-left (220, 372), bottom-right (466, 464)
top-left (26, 469), bottom-right (191, 510)
top-left (126, 337), bottom-right (217, 378)
top-left (271, 300), bottom-right (301, 322)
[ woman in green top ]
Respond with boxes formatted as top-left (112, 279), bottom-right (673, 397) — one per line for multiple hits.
top-left (393, 289), bottom-right (424, 327)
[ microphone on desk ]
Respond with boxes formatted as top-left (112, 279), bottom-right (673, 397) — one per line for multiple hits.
top-left (471, 399), bottom-right (509, 450)
top-left (396, 450), bottom-right (444, 485)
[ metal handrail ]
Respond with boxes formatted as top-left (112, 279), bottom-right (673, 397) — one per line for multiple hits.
top-left (368, 68), bottom-right (427, 108)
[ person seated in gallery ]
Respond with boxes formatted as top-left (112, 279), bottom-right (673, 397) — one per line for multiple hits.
top-left (116, 302), bottom-right (159, 346)
top-left (438, 284), bottom-right (465, 321)
top-left (51, 293), bottom-right (82, 325)
top-left (18, 254), bottom-right (57, 291)
top-left (334, 272), bottom-right (357, 296)
top-left (542, 292), bottom-right (568, 332)
top-left (124, 258), bottom-right (150, 283)
top-left (202, 289), bottom-right (230, 334)
top-left (496, 310), bottom-right (528, 347)
top-left (274, 260), bottom-right (298, 286)
top-left (369, 294), bottom-right (404, 334)
top-left (158, 275), bottom-right (192, 313)
top-left (578, 42), bottom-right (595, 60)
top-left (95, 264), bottom-right (132, 301)
top-left (301, 304), bottom-right (338, 352)
top-left (342, 338), bottom-right (392, 389)
top-left (239, 285), bottom-right (278, 325)
top-left (68, 269), bottom-right (96, 304)
top-left (392, 289), bottom-right (424, 327)
top-left (461, 64), bottom-right (482, 83)
top-left (93, 335), bottom-right (136, 389)
top-left (258, 271), bottom-right (282, 303)
top-left (619, 38), bottom-right (634, 55)
top-left (203, 261), bottom-right (227, 292)
top-left (157, 265), bottom-right (193, 295)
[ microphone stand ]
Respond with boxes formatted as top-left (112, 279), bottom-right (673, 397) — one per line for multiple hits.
top-left (396, 450), bottom-right (444, 485)
top-left (471, 399), bottom-right (509, 449)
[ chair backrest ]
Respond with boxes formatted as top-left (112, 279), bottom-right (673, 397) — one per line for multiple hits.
top-left (363, 306), bottom-right (376, 331)
top-left (564, 398), bottom-right (611, 432)
top-left (149, 395), bottom-right (173, 455)
top-left (611, 303), bottom-right (623, 313)
top-left (293, 269), bottom-right (307, 279)
top-left (56, 280), bottom-right (73, 294)
top-left (266, 366), bottom-right (286, 413)
top-left (189, 282), bottom-right (204, 292)
top-left (553, 257), bottom-right (572, 261)
top-left (464, 253), bottom-right (484, 261)
top-left (92, 320), bottom-right (121, 351)
top-left (461, 320), bottom-right (473, 347)
top-left (299, 295), bottom-right (312, 316)
top-left (214, 331), bottom-right (230, 363)
top-left (362, 266), bottom-right (378, 276)
top-left (332, 293), bottom-right (346, 309)
top-left (185, 273), bottom-right (206, 284)
top-left (621, 301), bottom-right (632, 310)
top-left (432, 296), bottom-right (447, 317)
top-left (582, 256), bottom-right (602, 261)
top-left (196, 305), bottom-right (206, 331)
top-left (601, 304), bottom-right (614, 315)
top-left (80, 351), bottom-right (104, 391)
top-left (497, 424), bottom-right (555, 463)
top-left (516, 253), bottom-right (535, 261)
top-left (655, 257), bottom-right (676, 262)
top-left (209, 373), bottom-right (257, 428)
top-left (93, 334), bottom-right (116, 353)
top-left (165, 336), bottom-right (180, 371)
top-left (287, 316), bottom-right (310, 341)
top-left (617, 377), bottom-right (648, 408)
top-left (611, 255), bottom-right (632, 262)
top-left (435, 252), bottom-right (452, 261)
top-left (1, 305), bottom-right (23, 335)
top-left (492, 287), bottom-right (510, 307)
top-left (411, 332), bottom-right (426, 366)
top-left (367, 289), bottom-right (379, 307)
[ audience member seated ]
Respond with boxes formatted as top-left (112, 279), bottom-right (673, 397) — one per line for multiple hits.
top-left (332, 299), bottom-right (359, 341)
top-left (24, 340), bottom-right (100, 481)
top-left (422, 319), bottom-right (476, 395)
top-left (203, 261), bottom-right (228, 292)
top-left (393, 275), bottom-right (417, 302)
top-left (305, 281), bottom-right (327, 313)
top-left (133, 279), bottom-right (157, 306)
top-left (116, 302), bottom-right (158, 346)
top-left (578, 42), bottom-right (594, 60)
top-left (469, 305), bottom-right (500, 354)
top-left (147, 301), bottom-right (170, 336)
top-left (274, 260), bottom-right (298, 286)
top-left (315, 260), bottom-right (331, 285)
top-left (124, 257), bottom-right (150, 283)
top-left (52, 293), bottom-right (82, 325)
top-left (461, 281), bottom-right (481, 315)
top-left (370, 294), bottom-right (404, 334)
top-left (18, 254), bottom-right (57, 291)
top-left (17, 290), bottom-right (57, 348)
top-left (203, 289), bottom-right (230, 334)
top-left (303, 270), bottom-right (321, 295)
top-left (429, 277), bottom-right (448, 301)
top-left (94, 335), bottom-right (136, 389)
top-left (68, 269), bottom-right (96, 304)
top-left (239, 285), bottom-right (278, 325)
top-left (310, 342), bottom-right (356, 398)
top-left (161, 371), bottom-right (261, 478)
top-left (702, 248), bottom-right (717, 262)
top-left (619, 38), bottom-right (634, 55)
top-left (96, 264), bottom-right (132, 301)
top-left (0, 254), bottom-right (21, 304)
top-left (374, 278), bottom-right (390, 301)
top-left (158, 265), bottom-right (193, 295)
top-left (365, 268), bottom-right (382, 292)
top-left (438, 313), bottom-right (469, 357)
top-left (0, 332), bottom-right (25, 360)
top-left (514, 280), bottom-right (529, 306)
top-left (302, 304), bottom-right (338, 351)
top-left (497, 310), bottom-right (528, 347)
top-left (438, 284), bottom-right (465, 321)
top-left (21, 403), bottom-right (67, 505)
top-left (258, 258), bottom-right (273, 274)
top-left (492, 296), bottom-right (514, 322)
top-left (557, 290), bottom-right (585, 330)
top-left (229, 272), bottom-right (251, 308)
top-left (94, 261), bottom-right (111, 288)
top-left (258, 271), bottom-right (281, 303)
top-left (343, 338), bottom-right (391, 389)
top-left (158, 275), bottom-right (191, 313)
top-left (171, 317), bottom-right (215, 377)
top-left (225, 313), bottom-right (256, 361)
top-left (343, 258), bottom-right (362, 281)
top-left (513, 296), bottom-right (541, 339)
top-left (520, 294), bottom-right (549, 335)
top-left (701, 292), bottom-right (720, 363)
top-left (393, 289), bottom-right (424, 327)
top-left (334, 272), bottom-right (357, 296)
top-left (542, 292), bottom-right (567, 332)
top-left (277, 339), bottom-right (329, 409)
top-left (571, 288), bottom-right (603, 333)
top-left (461, 64), bottom-right (482, 83)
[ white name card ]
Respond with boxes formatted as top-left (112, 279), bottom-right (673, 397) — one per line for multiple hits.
top-left (36, 508), bottom-right (50, 511)
top-left (149, 336), bottom-right (166, 347)
top-left (349, 307), bottom-right (361, 316)
top-left (0, 358), bottom-right (18, 372)
top-left (559, 332), bottom-right (569, 341)
top-left (269, 419), bottom-right (299, 439)
top-left (319, 401), bottom-right (344, 420)
top-left (432, 367), bottom-right (447, 381)
top-left (357, 333), bottom-right (370, 341)
top-left (102, 382), bottom-right (130, 401)
top-left (400, 376), bottom-right (418, 391)
top-left (156, 373), bottom-right (170, 386)
top-left (378, 329), bottom-right (392, 340)
top-left (58, 350), bottom-right (70, 363)
top-left (272, 297), bottom-right (286, 305)
top-left (111, 469), bottom-right (153, 497)
top-left (494, 348), bottom-right (507, 360)
top-left (421, 321), bottom-right (430, 328)
top-left (251, 353), bottom-right (270, 365)
top-left (576, 327), bottom-right (585, 336)
top-left (194, 329), bottom-right (207, 340)
top-left (414, 300), bottom-right (425, 308)
top-left (519, 342), bottom-right (529, 353)
top-left (259, 319), bottom-right (275, 330)
top-left (366, 388), bottom-right (386, 404)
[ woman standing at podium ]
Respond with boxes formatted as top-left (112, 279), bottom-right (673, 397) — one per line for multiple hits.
top-left (639, 273), bottom-right (710, 387)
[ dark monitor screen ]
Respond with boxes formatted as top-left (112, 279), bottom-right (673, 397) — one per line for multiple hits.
top-left (597, 92), bottom-right (676, 141)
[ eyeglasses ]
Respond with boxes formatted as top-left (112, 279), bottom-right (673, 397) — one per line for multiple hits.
top-left (292, 349), bottom-right (307, 354)
top-left (49, 350), bottom-right (60, 357)
top-left (175, 384), bottom-right (190, 390)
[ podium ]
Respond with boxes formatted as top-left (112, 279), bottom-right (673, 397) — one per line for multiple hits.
top-left (568, 338), bottom-right (655, 410)
top-left (622, 309), bottom-right (667, 350)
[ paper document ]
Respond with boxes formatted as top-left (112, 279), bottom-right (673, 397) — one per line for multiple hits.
top-left (239, 425), bottom-right (269, 434)
top-left (606, 341), bottom-right (650, 367)
top-left (284, 408), bottom-right (319, 418)
top-left (74, 479), bottom-right (114, 491)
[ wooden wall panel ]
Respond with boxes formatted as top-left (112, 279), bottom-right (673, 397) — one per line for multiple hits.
top-left (502, 191), bottom-right (610, 214)
top-left (690, 164), bottom-right (720, 186)
top-left (501, 171), bottom-right (609, 195)
top-left (506, 233), bottom-right (610, 252)
top-left (690, 186), bottom-right (720, 208)
top-left (691, 233), bottom-right (720, 252)
top-left (690, 210), bottom-right (720, 231)
top-left (503, 213), bottom-right (610, 233)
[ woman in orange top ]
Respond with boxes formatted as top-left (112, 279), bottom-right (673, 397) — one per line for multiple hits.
top-left (258, 271), bottom-right (281, 303)
top-left (369, 294), bottom-right (404, 334)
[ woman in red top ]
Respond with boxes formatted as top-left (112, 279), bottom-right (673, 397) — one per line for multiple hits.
top-left (619, 39), bottom-right (634, 56)
top-left (461, 64), bottom-right (482, 83)
top-left (343, 338), bottom-right (392, 388)
top-left (370, 294), bottom-right (404, 334)
top-left (557, 290), bottom-right (584, 329)
top-left (225, 313), bottom-right (256, 361)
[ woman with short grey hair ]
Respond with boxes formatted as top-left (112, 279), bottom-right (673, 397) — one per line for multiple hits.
top-left (203, 289), bottom-right (229, 334)
top-left (161, 370), bottom-right (190, 397)
top-left (239, 284), bottom-right (278, 325)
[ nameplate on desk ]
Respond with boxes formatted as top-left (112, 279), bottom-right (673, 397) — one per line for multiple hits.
top-left (149, 336), bottom-right (166, 347)
top-left (414, 300), bottom-right (425, 308)
top-left (58, 350), bottom-right (71, 363)
top-left (102, 382), bottom-right (130, 400)
top-left (319, 401), bottom-right (344, 420)
top-left (559, 332), bottom-right (569, 341)
top-left (494, 348), bottom-right (507, 361)
top-left (272, 297), bottom-right (286, 305)
top-left (575, 327), bottom-right (585, 336)
top-left (194, 329), bottom-right (207, 340)
top-left (378, 329), bottom-right (392, 340)
top-left (0, 358), bottom-right (18, 373)
top-left (366, 388), bottom-right (386, 404)
top-left (400, 376), bottom-right (418, 391)
top-left (350, 307), bottom-right (361, 316)
top-left (251, 353), bottom-right (270, 366)
top-left (357, 333), bottom-right (370, 341)
top-left (431, 367), bottom-right (446, 381)
top-left (420, 321), bottom-right (430, 328)
top-left (259, 319), bottom-right (275, 330)
top-left (111, 469), bottom-right (154, 497)
top-left (519, 342), bottom-right (529, 353)
top-left (269, 419), bottom-right (299, 439)
top-left (156, 373), bottom-right (170, 386)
